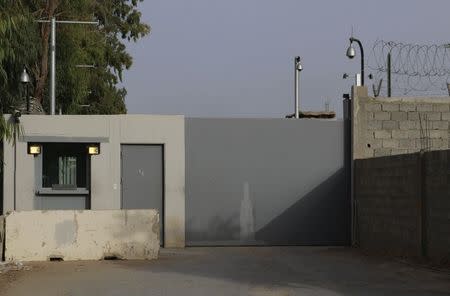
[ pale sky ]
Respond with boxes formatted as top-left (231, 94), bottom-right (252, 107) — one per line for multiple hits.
top-left (121, 0), bottom-right (450, 118)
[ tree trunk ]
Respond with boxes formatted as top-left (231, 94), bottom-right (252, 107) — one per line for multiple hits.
top-left (33, 0), bottom-right (59, 105)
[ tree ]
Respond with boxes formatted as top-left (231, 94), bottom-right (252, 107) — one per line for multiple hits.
top-left (0, 0), bottom-right (150, 115)
top-left (0, 1), bottom-right (37, 140)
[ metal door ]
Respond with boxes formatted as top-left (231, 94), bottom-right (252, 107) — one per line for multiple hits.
top-left (121, 145), bottom-right (164, 244)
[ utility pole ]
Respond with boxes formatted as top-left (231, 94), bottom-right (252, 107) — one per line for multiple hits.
top-left (37, 18), bottom-right (99, 115)
top-left (50, 17), bottom-right (56, 115)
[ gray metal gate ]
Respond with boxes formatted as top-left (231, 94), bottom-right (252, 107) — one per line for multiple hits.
top-left (121, 145), bottom-right (164, 243)
top-left (185, 118), bottom-right (351, 246)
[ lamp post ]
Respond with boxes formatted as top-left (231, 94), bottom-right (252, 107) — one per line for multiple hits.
top-left (294, 56), bottom-right (303, 119)
top-left (346, 37), bottom-right (364, 86)
top-left (20, 68), bottom-right (31, 113)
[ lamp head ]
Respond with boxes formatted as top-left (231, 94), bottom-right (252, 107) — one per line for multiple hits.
top-left (346, 44), bottom-right (356, 59)
top-left (20, 68), bottom-right (30, 84)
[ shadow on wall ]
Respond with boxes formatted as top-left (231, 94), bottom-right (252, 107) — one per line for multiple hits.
top-left (187, 169), bottom-right (350, 246)
top-left (256, 168), bottom-right (350, 246)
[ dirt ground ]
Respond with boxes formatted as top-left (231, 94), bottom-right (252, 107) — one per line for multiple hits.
top-left (1, 247), bottom-right (450, 296)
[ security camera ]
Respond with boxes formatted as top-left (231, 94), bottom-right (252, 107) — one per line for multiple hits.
top-left (295, 56), bottom-right (303, 71)
top-left (13, 110), bottom-right (21, 123)
top-left (346, 44), bottom-right (356, 59)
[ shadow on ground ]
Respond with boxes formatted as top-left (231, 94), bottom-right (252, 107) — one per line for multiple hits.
top-left (112, 247), bottom-right (450, 296)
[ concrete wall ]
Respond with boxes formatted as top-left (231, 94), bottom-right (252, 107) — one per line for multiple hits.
top-left (2, 115), bottom-right (185, 248)
top-left (4, 210), bottom-right (159, 261)
top-left (352, 86), bottom-right (450, 159)
top-left (355, 150), bottom-right (450, 262)
top-left (186, 118), bottom-right (350, 246)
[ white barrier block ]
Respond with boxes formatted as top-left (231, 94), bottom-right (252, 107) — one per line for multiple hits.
top-left (5, 210), bottom-right (159, 261)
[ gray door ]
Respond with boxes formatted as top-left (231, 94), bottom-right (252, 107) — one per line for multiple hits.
top-left (121, 145), bottom-right (164, 243)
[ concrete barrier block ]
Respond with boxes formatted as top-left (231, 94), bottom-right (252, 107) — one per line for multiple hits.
top-left (5, 210), bottom-right (159, 262)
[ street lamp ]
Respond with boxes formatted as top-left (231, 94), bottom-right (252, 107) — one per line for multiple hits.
top-left (20, 68), bottom-right (31, 113)
top-left (346, 37), bottom-right (364, 86)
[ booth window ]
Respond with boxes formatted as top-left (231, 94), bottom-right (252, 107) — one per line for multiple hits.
top-left (42, 143), bottom-right (88, 189)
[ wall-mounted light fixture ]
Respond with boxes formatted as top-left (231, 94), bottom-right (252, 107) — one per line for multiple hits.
top-left (87, 144), bottom-right (100, 155)
top-left (28, 143), bottom-right (42, 155)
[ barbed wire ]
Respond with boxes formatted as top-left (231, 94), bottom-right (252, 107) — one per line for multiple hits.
top-left (368, 39), bottom-right (450, 96)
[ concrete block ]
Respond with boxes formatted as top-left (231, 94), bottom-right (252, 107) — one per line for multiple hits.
top-left (374, 148), bottom-right (391, 157)
top-left (366, 103), bottom-right (382, 111)
top-left (408, 112), bottom-right (420, 121)
top-left (383, 139), bottom-right (399, 148)
top-left (391, 149), bottom-right (409, 155)
top-left (374, 112), bottom-right (391, 120)
top-left (433, 104), bottom-right (450, 112)
top-left (416, 139), bottom-right (427, 149)
top-left (430, 130), bottom-right (449, 139)
top-left (392, 130), bottom-right (409, 139)
top-left (432, 121), bottom-right (448, 130)
top-left (5, 210), bottom-right (160, 262)
top-left (365, 131), bottom-right (375, 140)
top-left (431, 139), bottom-right (447, 149)
top-left (417, 104), bottom-right (433, 112)
top-left (374, 130), bottom-right (391, 139)
top-left (407, 130), bottom-right (421, 138)
top-left (408, 148), bottom-right (421, 154)
top-left (441, 112), bottom-right (450, 121)
top-left (399, 121), bottom-right (418, 130)
top-left (382, 103), bottom-right (400, 112)
top-left (400, 104), bottom-right (417, 112)
top-left (382, 120), bottom-right (398, 130)
top-left (367, 120), bottom-right (382, 130)
top-left (391, 111), bottom-right (407, 121)
top-left (423, 112), bottom-right (441, 121)
top-left (367, 139), bottom-right (383, 149)
top-left (399, 139), bottom-right (416, 149)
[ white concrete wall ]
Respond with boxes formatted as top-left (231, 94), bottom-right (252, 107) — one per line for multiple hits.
top-left (4, 210), bottom-right (159, 261)
top-left (2, 115), bottom-right (185, 247)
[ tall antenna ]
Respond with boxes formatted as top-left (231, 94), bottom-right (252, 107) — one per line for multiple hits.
top-left (36, 18), bottom-right (99, 115)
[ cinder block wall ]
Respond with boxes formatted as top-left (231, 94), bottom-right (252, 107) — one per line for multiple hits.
top-left (424, 151), bottom-right (450, 261)
top-left (352, 87), bottom-right (450, 159)
top-left (355, 150), bottom-right (450, 262)
top-left (354, 154), bottom-right (422, 257)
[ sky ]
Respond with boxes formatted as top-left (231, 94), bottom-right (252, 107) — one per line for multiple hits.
top-left (121, 0), bottom-right (450, 118)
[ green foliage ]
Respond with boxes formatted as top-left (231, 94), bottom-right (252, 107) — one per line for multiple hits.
top-left (0, 0), bottom-right (150, 116)
top-left (0, 1), bottom-right (37, 141)
top-left (0, 1), bottom-right (38, 106)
